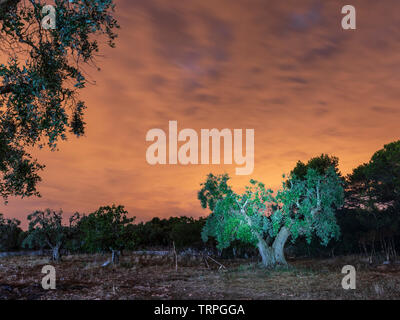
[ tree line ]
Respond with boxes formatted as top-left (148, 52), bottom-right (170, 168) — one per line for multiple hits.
top-left (1, 140), bottom-right (399, 266)
top-left (0, 206), bottom-right (208, 264)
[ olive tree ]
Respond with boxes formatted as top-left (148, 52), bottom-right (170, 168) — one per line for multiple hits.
top-left (199, 168), bottom-right (344, 267)
top-left (23, 209), bottom-right (80, 261)
top-left (0, 0), bottom-right (119, 200)
top-left (80, 205), bottom-right (135, 264)
top-left (0, 213), bottom-right (22, 251)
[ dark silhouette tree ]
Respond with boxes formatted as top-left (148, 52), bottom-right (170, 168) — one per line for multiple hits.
top-left (345, 141), bottom-right (400, 261)
top-left (0, 213), bottom-right (22, 251)
top-left (291, 154), bottom-right (341, 180)
top-left (348, 140), bottom-right (400, 211)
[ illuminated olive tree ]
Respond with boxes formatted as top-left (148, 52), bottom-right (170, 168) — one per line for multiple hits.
top-left (0, 0), bottom-right (118, 200)
top-left (199, 168), bottom-right (344, 267)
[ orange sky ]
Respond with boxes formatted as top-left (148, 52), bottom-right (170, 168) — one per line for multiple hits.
top-left (1, 0), bottom-right (400, 228)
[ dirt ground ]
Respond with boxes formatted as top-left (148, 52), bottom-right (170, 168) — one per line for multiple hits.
top-left (0, 253), bottom-right (399, 300)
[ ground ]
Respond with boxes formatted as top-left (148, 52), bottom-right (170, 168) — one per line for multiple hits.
top-left (0, 253), bottom-right (399, 299)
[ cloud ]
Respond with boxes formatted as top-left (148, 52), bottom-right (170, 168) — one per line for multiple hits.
top-left (2, 0), bottom-right (400, 228)
top-left (287, 3), bottom-right (323, 33)
top-left (370, 106), bottom-right (399, 114)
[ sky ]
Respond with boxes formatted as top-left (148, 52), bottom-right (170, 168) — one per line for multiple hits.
top-left (1, 0), bottom-right (400, 227)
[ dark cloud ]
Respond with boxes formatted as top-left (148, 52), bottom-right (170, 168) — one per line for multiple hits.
top-left (193, 93), bottom-right (220, 104)
top-left (183, 106), bottom-right (200, 116)
top-left (199, 12), bottom-right (234, 62)
top-left (287, 3), bottom-right (323, 33)
top-left (250, 67), bottom-right (263, 74)
top-left (281, 76), bottom-right (309, 85)
top-left (146, 74), bottom-right (168, 89)
top-left (300, 38), bottom-right (343, 64)
top-left (371, 106), bottom-right (399, 114)
top-left (318, 127), bottom-right (346, 138)
top-left (182, 79), bottom-right (203, 92)
top-left (313, 107), bottom-right (329, 117)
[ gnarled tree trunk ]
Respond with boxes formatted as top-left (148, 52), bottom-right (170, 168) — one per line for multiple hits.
top-left (257, 238), bottom-right (275, 267)
top-left (272, 226), bottom-right (290, 265)
top-left (256, 227), bottom-right (291, 268)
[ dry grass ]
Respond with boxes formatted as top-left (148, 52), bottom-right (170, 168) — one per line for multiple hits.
top-left (0, 253), bottom-right (399, 300)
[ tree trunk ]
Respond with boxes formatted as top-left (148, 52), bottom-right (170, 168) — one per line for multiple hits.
top-left (257, 238), bottom-right (276, 267)
top-left (111, 249), bottom-right (120, 265)
top-left (52, 244), bottom-right (61, 262)
top-left (272, 226), bottom-right (290, 265)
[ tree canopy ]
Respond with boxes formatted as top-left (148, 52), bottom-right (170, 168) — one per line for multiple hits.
top-left (199, 162), bottom-right (344, 267)
top-left (290, 154), bottom-right (341, 180)
top-left (80, 204), bottom-right (135, 264)
top-left (348, 140), bottom-right (400, 211)
top-left (22, 208), bottom-right (80, 260)
top-left (0, 212), bottom-right (22, 251)
top-left (0, 0), bottom-right (119, 200)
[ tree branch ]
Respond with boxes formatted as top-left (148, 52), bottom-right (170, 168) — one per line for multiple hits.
top-left (0, 84), bottom-right (12, 95)
top-left (0, 0), bottom-right (20, 16)
top-left (0, 0), bottom-right (19, 8)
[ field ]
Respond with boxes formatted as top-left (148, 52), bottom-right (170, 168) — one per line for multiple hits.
top-left (0, 253), bottom-right (400, 300)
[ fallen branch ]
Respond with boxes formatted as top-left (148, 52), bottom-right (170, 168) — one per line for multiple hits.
top-left (206, 255), bottom-right (227, 270)
top-left (203, 255), bottom-right (210, 269)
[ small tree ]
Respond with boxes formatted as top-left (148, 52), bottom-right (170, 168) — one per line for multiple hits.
top-left (80, 205), bottom-right (135, 264)
top-left (0, 213), bottom-right (22, 251)
top-left (23, 209), bottom-right (79, 261)
top-left (199, 168), bottom-right (344, 267)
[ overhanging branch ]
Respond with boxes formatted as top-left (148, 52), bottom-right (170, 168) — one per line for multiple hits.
top-left (0, 84), bottom-right (12, 95)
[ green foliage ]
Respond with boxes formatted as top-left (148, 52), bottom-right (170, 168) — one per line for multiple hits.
top-left (0, 0), bottom-right (119, 200)
top-left (198, 173), bottom-right (231, 211)
top-left (200, 166), bottom-right (344, 252)
top-left (22, 209), bottom-right (78, 252)
top-left (0, 213), bottom-right (22, 251)
top-left (200, 175), bottom-right (277, 250)
top-left (80, 204), bottom-right (135, 253)
top-left (64, 211), bottom-right (84, 253)
top-left (278, 167), bottom-right (344, 246)
top-left (291, 154), bottom-right (341, 180)
top-left (170, 216), bottom-right (206, 249)
top-left (131, 216), bottom-right (206, 249)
